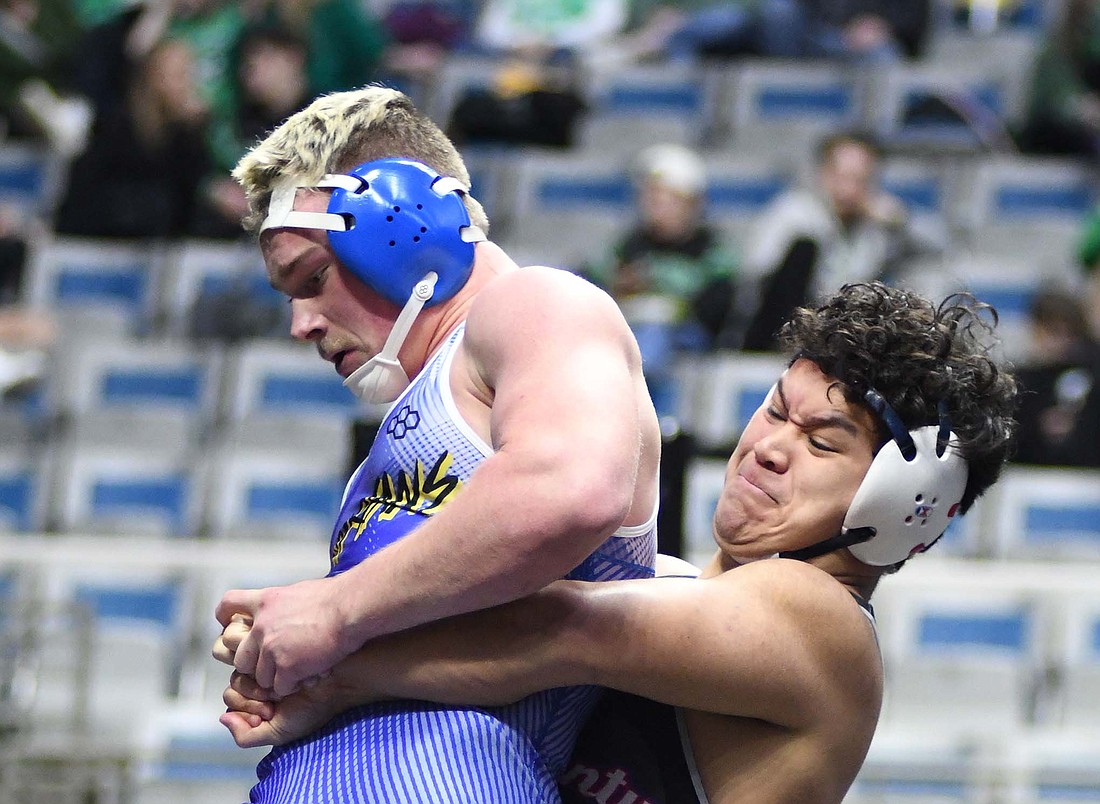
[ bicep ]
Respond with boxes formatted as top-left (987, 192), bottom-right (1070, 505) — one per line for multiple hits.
top-left (469, 272), bottom-right (644, 477)
top-left (571, 575), bottom-right (836, 726)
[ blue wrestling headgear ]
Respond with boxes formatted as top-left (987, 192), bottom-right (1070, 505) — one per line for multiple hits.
top-left (781, 391), bottom-right (969, 566)
top-left (260, 158), bottom-right (487, 404)
top-left (262, 158), bottom-right (484, 305)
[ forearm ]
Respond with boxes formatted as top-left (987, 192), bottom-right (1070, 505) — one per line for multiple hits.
top-left (336, 448), bottom-right (634, 650)
top-left (327, 576), bottom-right (753, 717)
top-left (328, 582), bottom-right (595, 708)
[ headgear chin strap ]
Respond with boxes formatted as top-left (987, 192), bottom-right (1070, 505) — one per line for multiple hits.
top-left (261, 158), bottom-right (486, 404)
top-left (780, 390), bottom-right (969, 566)
top-left (343, 272), bottom-right (438, 404)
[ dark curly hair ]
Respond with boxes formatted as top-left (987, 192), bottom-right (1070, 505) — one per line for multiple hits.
top-left (779, 281), bottom-right (1017, 515)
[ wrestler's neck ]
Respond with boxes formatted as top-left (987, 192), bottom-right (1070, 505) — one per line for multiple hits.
top-left (404, 241), bottom-right (516, 372)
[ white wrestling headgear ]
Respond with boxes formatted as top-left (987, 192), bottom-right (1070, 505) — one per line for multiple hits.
top-left (781, 391), bottom-right (969, 566)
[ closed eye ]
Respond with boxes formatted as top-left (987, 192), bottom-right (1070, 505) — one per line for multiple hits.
top-left (765, 405), bottom-right (786, 421)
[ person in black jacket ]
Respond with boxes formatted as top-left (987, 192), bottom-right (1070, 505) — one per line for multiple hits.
top-left (54, 36), bottom-right (211, 239)
top-left (1013, 287), bottom-right (1100, 468)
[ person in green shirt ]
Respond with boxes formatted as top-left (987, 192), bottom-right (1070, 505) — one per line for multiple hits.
top-left (1016, 0), bottom-right (1100, 157)
top-left (585, 143), bottom-right (739, 347)
top-left (583, 143), bottom-right (739, 415)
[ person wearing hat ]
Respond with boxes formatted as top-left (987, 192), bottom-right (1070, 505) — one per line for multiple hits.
top-left (583, 143), bottom-right (739, 411)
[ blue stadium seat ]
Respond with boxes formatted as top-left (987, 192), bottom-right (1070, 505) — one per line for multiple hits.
top-left (578, 63), bottom-right (720, 151)
top-left (49, 444), bottom-right (205, 537)
top-left (680, 352), bottom-right (786, 449)
top-left (870, 63), bottom-right (1014, 153)
top-left (0, 144), bottom-right (62, 217)
top-left (203, 445), bottom-right (346, 541)
top-left (219, 338), bottom-right (364, 429)
top-left (956, 157), bottom-right (1097, 267)
top-left (0, 454), bottom-right (48, 533)
top-left (51, 337), bottom-right (224, 432)
top-left (25, 236), bottom-right (170, 336)
top-left (874, 586), bottom-right (1046, 740)
top-left (724, 61), bottom-right (865, 155)
top-left (500, 152), bottom-right (634, 270)
top-left (988, 467), bottom-right (1100, 561)
top-left (161, 239), bottom-right (285, 338)
top-left (24, 567), bottom-right (195, 743)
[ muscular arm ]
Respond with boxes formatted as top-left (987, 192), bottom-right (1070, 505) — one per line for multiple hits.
top-left (337, 267), bottom-right (650, 634)
top-left (220, 265), bottom-right (658, 694)
top-left (223, 561), bottom-right (881, 745)
top-left (343, 562), bottom-right (874, 722)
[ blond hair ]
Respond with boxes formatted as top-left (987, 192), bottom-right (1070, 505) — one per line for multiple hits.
top-left (233, 85), bottom-right (488, 235)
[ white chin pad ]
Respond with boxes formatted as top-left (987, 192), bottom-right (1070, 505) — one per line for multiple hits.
top-left (343, 358), bottom-right (409, 405)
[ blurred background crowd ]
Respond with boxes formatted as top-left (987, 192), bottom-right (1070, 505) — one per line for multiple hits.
top-left (0, 0), bottom-right (1099, 802)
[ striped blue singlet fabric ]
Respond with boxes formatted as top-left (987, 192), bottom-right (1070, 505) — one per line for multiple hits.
top-left (245, 324), bottom-right (657, 803)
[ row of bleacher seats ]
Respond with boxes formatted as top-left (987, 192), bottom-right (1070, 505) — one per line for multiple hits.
top-left (3, 51), bottom-right (1094, 265)
top-left (0, 536), bottom-right (320, 803)
top-left (423, 28), bottom-right (1041, 159)
top-left (2, 334), bottom-right (1097, 565)
top-left (850, 558), bottom-right (1100, 804)
top-left (3, 538), bottom-right (1100, 803)
top-left (0, 332), bottom-right (370, 541)
top-left (11, 143), bottom-right (1095, 367)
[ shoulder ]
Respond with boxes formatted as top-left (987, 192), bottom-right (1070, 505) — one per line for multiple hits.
top-left (714, 560), bottom-right (878, 668)
top-left (466, 265), bottom-right (634, 345)
top-left (719, 559), bottom-right (861, 617)
top-left (723, 559), bottom-right (881, 718)
top-left (477, 264), bottom-right (614, 306)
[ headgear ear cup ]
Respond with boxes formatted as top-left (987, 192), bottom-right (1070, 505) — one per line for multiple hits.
top-left (325, 158), bottom-right (481, 306)
top-left (844, 425), bottom-right (969, 566)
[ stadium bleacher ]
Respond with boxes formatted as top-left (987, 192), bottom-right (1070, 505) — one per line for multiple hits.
top-left (1, 1), bottom-right (1098, 801)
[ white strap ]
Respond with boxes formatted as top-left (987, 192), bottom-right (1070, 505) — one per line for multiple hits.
top-left (432, 176), bottom-right (468, 196)
top-left (375, 272), bottom-right (438, 365)
top-left (260, 174), bottom-right (362, 233)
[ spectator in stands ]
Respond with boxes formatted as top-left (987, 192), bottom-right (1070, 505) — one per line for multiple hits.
top-left (252, 0), bottom-right (389, 97)
top-left (0, 202), bottom-right (53, 398)
top-left (584, 143), bottom-right (739, 412)
top-left (1013, 286), bottom-right (1100, 469)
top-left (380, 0), bottom-right (476, 95)
top-left (198, 0), bottom-right (393, 236)
top-left (446, 0), bottom-right (623, 147)
top-left (794, 0), bottom-right (934, 62)
top-left (0, 0), bottom-right (87, 152)
top-left (1074, 203), bottom-right (1100, 338)
top-left (604, 0), bottom-right (807, 63)
top-left (586, 143), bottom-right (738, 346)
top-left (54, 36), bottom-right (211, 238)
top-left (741, 130), bottom-right (921, 351)
top-left (196, 22), bottom-right (312, 239)
top-left (1016, 0), bottom-right (1100, 158)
